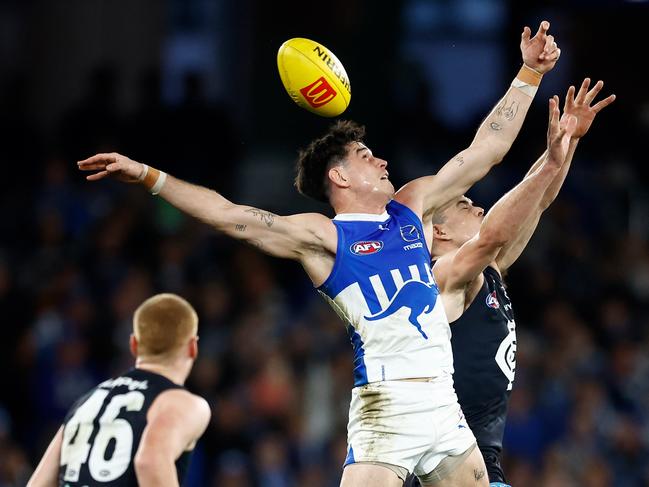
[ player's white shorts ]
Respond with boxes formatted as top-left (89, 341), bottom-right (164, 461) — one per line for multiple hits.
top-left (344, 375), bottom-right (476, 478)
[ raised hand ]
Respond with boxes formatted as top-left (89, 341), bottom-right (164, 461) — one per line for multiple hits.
top-left (547, 96), bottom-right (577, 169)
top-left (563, 78), bottom-right (616, 139)
top-left (521, 21), bottom-right (561, 74)
top-left (77, 153), bottom-right (145, 183)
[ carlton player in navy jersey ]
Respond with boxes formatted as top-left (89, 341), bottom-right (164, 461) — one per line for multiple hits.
top-left (78, 22), bottom-right (561, 487)
top-left (27, 294), bottom-right (211, 487)
top-left (404, 80), bottom-right (615, 487)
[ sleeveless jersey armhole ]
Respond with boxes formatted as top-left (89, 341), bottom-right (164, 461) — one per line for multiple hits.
top-left (484, 265), bottom-right (503, 281)
top-left (317, 220), bottom-right (344, 292)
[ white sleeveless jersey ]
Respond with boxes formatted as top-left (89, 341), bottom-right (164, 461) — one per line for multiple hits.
top-left (318, 200), bottom-right (453, 386)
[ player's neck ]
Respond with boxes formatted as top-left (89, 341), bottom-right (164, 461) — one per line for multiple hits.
top-left (135, 358), bottom-right (189, 385)
top-left (331, 188), bottom-right (391, 216)
top-left (432, 243), bottom-right (459, 262)
top-left (333, 197), bottom-right (388, 216)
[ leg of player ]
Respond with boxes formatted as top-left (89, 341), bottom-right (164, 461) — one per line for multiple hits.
top-left (419, 447), bottom-right (489, 487)
top-left (340, 463), bottom-right (405, 487)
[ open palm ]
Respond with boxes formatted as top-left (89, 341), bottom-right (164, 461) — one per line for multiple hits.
top-left (563, 78), bottom-right (616, 139)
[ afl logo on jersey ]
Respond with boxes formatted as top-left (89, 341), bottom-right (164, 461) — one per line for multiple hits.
top-left (486, 291), bottom-right (500, 309)
top-left (350, 240), bottom-right (383, 255)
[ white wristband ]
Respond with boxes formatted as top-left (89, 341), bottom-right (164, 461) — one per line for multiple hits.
top-left (511, 78), bottom-right (538, 98)
top-left (150, 171), bottom-right (167, 195)
top-left (138, 163), bottom-right (149, 181)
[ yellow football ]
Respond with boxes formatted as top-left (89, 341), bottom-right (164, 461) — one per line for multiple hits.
top-left (277, 38), bottom-right (351, 117)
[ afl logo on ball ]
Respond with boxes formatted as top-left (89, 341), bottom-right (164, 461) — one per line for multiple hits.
top-left (300, 77), bottom-right (337, 107)
top-left (486, 291), bottom-right (500, 309)
top-left (350, 241), bottom-right (383, 255)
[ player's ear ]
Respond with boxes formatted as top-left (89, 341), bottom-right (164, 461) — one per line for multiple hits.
top-left (129, 334), bottom-right (138, 358)
top-left (188, 336), bottom-right (198, 360)
top-left (328, 165), bottom-right (350, 189)
top-left (432, 224), bottom-right (450, 241)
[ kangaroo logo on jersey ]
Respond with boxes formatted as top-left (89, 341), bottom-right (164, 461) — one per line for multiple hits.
top-left (400, 225), bottom-right (420, 242)
top-left (486, 291), bottom-right (500, 309)
top-left (364, 280), bottom-right (435, 339)
top-left (495, 319), bottom-right (516, 390)
top-left (350, 241), bottom-right (383, 255)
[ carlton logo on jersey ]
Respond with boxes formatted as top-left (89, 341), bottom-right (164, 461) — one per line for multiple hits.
top-left (350, 240), bottom-right (383, 255)
top-left (486, 291), bottom-right (500, 309)
top-left (364, 280), bottom-right (436, 339)
top-left (495, 319), bottom-right (517, 390)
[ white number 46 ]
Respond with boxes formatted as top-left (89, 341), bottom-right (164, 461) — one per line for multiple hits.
top-left (60, 389), bottom-right (145, 482)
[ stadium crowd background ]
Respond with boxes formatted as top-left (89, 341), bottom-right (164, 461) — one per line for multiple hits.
top-left (1, 0), bottom-right (648, 485)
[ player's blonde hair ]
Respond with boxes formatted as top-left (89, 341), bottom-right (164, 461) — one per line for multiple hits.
top-left (133, 293), bottom-right (198, 358)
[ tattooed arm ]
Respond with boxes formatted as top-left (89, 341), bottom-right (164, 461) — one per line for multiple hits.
top-left (395, 88), bottom-right (532, 218)
top-left (495, 79), bottom-right (616, 272)
top-left (395, 20), bottom-right (561, 220)
top-left (158, 175), bottom-right (334, 260)
top-left (78, 154), bottom-right (334, 263)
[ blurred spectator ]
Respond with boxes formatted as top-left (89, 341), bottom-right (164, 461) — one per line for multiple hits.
top-left (0, 2), bottom-right (647, 485)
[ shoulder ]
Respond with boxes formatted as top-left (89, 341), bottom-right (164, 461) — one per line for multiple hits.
top-left (432, 253), bottom-right (455, 289)
top-left (287, 212), bottom-right (338, 249)
top-left (392, 188), bottom-right (425, 221)
top-left (286, 212), bottom-right (334, 228)
top-left (148, 389), bottom-right (210, 426)
top-left (433, 251), bottom-right (486, 292)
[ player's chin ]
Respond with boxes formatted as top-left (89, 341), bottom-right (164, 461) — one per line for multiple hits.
top-left (381, 179), bottom-right (395, 194)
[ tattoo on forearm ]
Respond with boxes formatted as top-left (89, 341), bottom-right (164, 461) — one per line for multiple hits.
top-left (490, 122), bottom-right (503, 131)
top-left (235, 224), bottom-right (247, 232)
top-left (455, 155), bottom-right (465, 166)
top-left (496, 98), bottom-right (519, 121)
top-left (244, 208), bottom-right (276, 227)
top-left (474, 469), bottom-right (485, 481)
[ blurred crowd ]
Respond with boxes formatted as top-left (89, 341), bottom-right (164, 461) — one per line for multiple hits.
top-left (1, 57), bottom-right (649, 487)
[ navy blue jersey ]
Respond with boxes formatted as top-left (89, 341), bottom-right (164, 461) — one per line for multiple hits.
top-left (58, 368), bottom-right (192, 486)
top-left (404, 266), bottom-right (516, 486)
top-left (451, 265), bottom-right (516, 482)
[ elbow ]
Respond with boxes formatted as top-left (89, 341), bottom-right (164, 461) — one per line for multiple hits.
top-left (489, 142), bottom-right (511, 165)
top-left (479, 227), bottom-right (508, 249)
top-left (470, 140), bottom-right (509, 167)
top-left (134, 453), bottom-right (161, 483)
top-left (134, 455), bottom-right (152, 476)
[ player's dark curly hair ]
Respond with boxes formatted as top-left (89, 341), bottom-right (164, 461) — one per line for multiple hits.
top-left (295, 120), bottom-right (366, 203)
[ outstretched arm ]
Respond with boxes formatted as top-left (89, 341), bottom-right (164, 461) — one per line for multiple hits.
top-left (26, 427), bottom-right (63, 487)
top-left (77, 154), bottom-right (333, 262)
top-left (396, 21), bottom-right (561, 219)
top-left (495, 78), bottom-right (616, 270)
top-left (434, 98), bottom-right (576, 317)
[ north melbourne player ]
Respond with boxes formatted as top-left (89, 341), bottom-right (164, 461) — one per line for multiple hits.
top-left (77, 22), bottom-right (559, 487)
top-left (404, 80), bottom-right (614, 487)
top-left (27, 293), bottom-right (211, 487)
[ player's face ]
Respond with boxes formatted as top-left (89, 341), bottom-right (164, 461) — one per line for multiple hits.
top-left (343, 142), bottom-right (394, 198)
top-left (442, 196), bottom-right (484, 245)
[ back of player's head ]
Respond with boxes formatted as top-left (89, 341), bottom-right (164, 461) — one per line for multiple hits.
top-left (295, 120), bottom-right (365, 203)
top-left (133, 293), bottom-right (198, 359)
